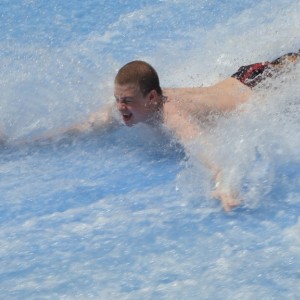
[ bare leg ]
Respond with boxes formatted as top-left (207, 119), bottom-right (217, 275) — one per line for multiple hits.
top-left (270, 50), bottom-right (300, 67)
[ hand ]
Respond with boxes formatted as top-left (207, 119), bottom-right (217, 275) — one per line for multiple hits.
top-left (211, 188), bottom-right (241, 212)
top-left (211, 170), bottom-right (241, 211)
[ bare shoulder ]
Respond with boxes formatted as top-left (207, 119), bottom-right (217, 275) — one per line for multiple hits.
top-left (88, 107), bottom-right (112, 127)
top-left (84, 105), bottom-right (121, 132)
top-left (163, 76), bottom-right (252, 120)
top-left (163, 87), bottom-right (206, 102)
top-left (162, 100), bottom-right (201, 143)
top-left (63, 105), bottom-right (118, 135)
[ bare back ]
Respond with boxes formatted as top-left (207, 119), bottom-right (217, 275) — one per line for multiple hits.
top-left (162, 77), bottom-right (251, 142)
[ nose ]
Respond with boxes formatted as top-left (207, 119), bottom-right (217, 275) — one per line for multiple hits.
top-left (116, 101), bottom-right (126, 111)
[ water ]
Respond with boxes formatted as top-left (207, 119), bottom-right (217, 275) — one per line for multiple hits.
top-left (0, 0), bottom-right (300, 299)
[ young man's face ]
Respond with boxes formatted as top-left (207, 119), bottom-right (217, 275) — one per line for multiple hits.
top-left (114, 83), bottom-right (154, 126)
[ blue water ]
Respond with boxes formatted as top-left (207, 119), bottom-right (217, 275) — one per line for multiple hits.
top-left (1, 0), bottom-right (300, 299)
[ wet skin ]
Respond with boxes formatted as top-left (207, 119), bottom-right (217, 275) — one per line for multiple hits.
top-left (114, 83), bottom-right (161, 126)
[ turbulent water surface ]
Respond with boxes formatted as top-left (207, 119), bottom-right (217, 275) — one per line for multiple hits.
top-left (0, 0), bottom-right (300, 299)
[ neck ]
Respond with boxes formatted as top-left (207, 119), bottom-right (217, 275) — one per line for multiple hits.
top-left (145, 95), bottom-right (166, 126)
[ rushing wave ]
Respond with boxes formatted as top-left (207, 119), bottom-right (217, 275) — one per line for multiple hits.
top-left (0, 0), bottom-right (300, 299)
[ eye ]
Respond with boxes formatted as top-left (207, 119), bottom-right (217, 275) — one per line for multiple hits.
top-left (115, 97), bottom-right (134, 104)
top-left (122, 97), bottom-right (134, 104)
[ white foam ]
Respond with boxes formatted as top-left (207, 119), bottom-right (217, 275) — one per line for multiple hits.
top-left (1, 0), bottom-right (300, 298)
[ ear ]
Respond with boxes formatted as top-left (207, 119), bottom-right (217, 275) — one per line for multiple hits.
top-left (148, 89), bottom-right (159, 103)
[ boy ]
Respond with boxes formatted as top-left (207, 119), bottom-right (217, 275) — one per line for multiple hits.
top-left (83, 51), bottom-right (299, 210)
top-left (4, 51), bottom-right (300, 210)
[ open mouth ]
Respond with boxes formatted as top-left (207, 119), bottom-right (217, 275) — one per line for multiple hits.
top-left (122, 113), bottom-right (133, 123)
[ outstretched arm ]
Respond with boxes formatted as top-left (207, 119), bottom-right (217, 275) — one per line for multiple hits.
top-left (193, 142), bottom-right (241, 212)
top-left (59, 105), bottom-right (118, 135)
top-left (164, 104), bottom-right (240, 211)
top-left (20, 105), bottom-right (119, 145)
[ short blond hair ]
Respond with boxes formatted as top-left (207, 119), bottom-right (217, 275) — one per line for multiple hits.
top-left (115, 60), bottom-right (162, 96)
